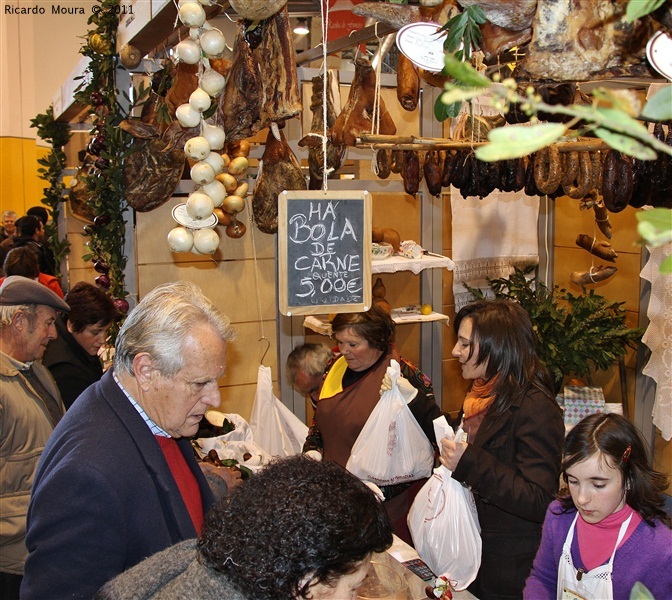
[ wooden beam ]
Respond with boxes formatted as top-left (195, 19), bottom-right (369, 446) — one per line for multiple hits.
top-left (296, 23), bottom-right (397, 66)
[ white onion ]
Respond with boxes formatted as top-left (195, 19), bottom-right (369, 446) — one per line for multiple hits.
top-left (176, 103), bottom-right (201, 128)
top-left (200, 29), bottom-right (225, 57)
top-left (193, 228), bottom-right (220, 254)
top-left (190, 161), bottom-right (216, 185)
top-left (201, 122), bottom-right (225, 149)
top-left (201, 179), bottom-right (226, 207)
top-left (186, 191), bottom-right (215, 219)
top-left (189, 27), bottom-right (201, 41)
top-left (167, 227), bottom-right (194, 253)
top-left (200, 69), bottom-right (226, 97)
top-left (179, 2), bottom-right (206, 27)
top-left (189, 88), bottom-right (211, 112)
top-left (203, 151), bottom-right (225, 175)
top-left (176, 39), bottom-right (202, 64)
top-left (184, 136), bottom-right (211, 160)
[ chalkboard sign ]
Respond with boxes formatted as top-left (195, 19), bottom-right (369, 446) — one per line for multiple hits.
top-left (279, 190), bottom-right (372, 316)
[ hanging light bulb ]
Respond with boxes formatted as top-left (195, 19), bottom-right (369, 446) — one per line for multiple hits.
top-left (293, 17), bottom-right (310, 36)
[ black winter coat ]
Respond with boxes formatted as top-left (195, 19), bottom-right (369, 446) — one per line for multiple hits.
top-left (452, 386), bottom-right (564, 600)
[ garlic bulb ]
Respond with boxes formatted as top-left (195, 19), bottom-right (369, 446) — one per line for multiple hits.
top-left (201, 122), bottom-right (226, 150)
top-left (176, 39), bottom-right (202, 64)
top-left (184, 136), bottom-right (211, 160)
top-left (186, 191), bottom-right (215, 219)
top-left (200, 69), bottom-right (226, 97)
top-left (203, 151), bottom-right (225, 175)
top-left (176, 103), bottom-right (201, 128)
top-left (167, 227), bottom-right (194, 253)
top-left (201, 179), bottom-right (226, 207)
top-left (190, 161), bottom-right (216, 185)
top-left (200, 28), bottom-right (225, 57)
top-left (179, 1), bottom-right (206, 27)
top-left (193, 228), bottom-right (219, 254)
top-left (189, 88), bottom-right (211, 112)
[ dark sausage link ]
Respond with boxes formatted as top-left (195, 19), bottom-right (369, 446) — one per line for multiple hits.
top-left (601, 150), bottom-right (619, 211)
top-left (534, 146), bottom-right (562, 194)
top-left (376, 149), bottom-right (392, 179)
top-left (424, 150), bottom-right (443, 197)
top-left (390, 149), bottom-right (404, 174)
top-left (560, 151), bottom-right (580, 187)
top-left (563, 151), bottom-right (593, 199)
top-left (441, 149), bottom-right (458, 187)
top-left (403, 150), bottom-right (420, 196)
top-left (524, 153), bottom-right (541, 196)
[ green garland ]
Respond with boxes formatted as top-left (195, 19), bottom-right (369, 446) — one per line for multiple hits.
top-left (30, 106), bottom-right (72, 280)
top-left (73, 0), bottom-right (135, 314)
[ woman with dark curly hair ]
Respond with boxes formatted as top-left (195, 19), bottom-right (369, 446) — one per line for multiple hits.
top-left (525, 412), bottom-right (672, 600)
top-left (42, 281), bottom-right (118, 408)
top-left (94, 455), bottom-right (393, 599)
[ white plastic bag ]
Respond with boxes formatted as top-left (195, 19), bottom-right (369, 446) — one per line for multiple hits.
top-left (346, 360), bottom-right (434, 486)
top-left (197, 438), bottom-right (271, 473)
top-left (250, 365), bottom-right (309, 457)
top-left (203, 411), bottom-right (253, 442)
top-left (407, 416), bottom-right (481, 590)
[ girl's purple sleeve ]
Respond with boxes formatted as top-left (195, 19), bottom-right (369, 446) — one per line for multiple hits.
top-left (524, 506), bottom-right (563, 599)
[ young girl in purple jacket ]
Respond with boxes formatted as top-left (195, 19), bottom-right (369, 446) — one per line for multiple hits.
top-left (525, 412), bottom-right (672, 600)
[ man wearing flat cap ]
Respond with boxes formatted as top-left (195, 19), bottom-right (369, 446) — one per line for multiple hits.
top-left (0, 276), bottom-right (69, 599)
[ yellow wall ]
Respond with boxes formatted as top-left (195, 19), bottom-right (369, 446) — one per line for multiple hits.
top-left (0, 137), bottom-right (50, 215)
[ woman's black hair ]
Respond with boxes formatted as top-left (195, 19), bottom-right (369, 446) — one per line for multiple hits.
top-left (330, 303), bottom-right (394, 352)
top-left (557, 412), bottom-right (671, 527)
top-left (64, 281), bottom-right (119, 332)
top-left (454, 298), bottom-right (555, 414)
top-left (198, 455), bottom-right (393, 599)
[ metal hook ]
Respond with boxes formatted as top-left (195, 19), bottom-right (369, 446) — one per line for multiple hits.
top-left (259, 336), bottom-right (270, 365)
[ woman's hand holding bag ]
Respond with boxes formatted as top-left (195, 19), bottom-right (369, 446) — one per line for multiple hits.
top-left (346, 360), bottom-right (434, 486)
top-left (407, 417), bottom-right (482, 591)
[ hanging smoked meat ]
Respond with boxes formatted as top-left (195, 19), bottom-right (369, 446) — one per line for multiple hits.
top-left (252, 126), bottom-right (307, 234)
top-left (218, 5), bottom-right (301, 142)
top-left (119, 119), bottom-right (197, 212)
top-left (332, 57), bottom-right (396, 147)
top-left (298, 72), bottom-right (345, 190)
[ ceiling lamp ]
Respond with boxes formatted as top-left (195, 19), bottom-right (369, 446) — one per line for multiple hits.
top-left (294, 18), bottom-right (310, 36)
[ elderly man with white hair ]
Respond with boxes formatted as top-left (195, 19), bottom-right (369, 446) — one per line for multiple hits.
top-left (22, 281), bottom-right (241, 600)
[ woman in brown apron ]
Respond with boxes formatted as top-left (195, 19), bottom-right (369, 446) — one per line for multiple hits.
top-left (303, 304), bottom-right (442, 544)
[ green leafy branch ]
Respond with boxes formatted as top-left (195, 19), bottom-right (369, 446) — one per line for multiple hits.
top-left (30, 106), bottom-right (72, 280)
top-left (471, 267), bottom-right (643, 385)
top-left (73, 0), bottom-right (132, 320)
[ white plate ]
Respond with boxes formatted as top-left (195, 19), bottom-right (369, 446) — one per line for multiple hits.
top-left (646, 31), bottom-right (672, 81)
top-left (396, 22), bottom-right (447, 73)
top-left (172, 203), bottom-right (218, 229)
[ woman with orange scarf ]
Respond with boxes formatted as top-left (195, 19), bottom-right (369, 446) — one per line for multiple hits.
top-left (440, 299), bottom-right (564, 600)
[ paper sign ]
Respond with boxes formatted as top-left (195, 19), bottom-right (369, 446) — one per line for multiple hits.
top-left (396, 22), bottom-right (447, 73)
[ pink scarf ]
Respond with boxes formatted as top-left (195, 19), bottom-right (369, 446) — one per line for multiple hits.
top-left (577, 504), bottom-right (641, 570)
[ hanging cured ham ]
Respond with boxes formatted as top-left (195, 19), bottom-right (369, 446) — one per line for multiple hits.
top-left (118, 119), bottom-right (197, 212)
top-left (252, 126), bottom-right (307, 234)
top-left (332, 57), bottom-right (396, 147)
top-left (519, 0), bottom-right (654, 81)
top-left (218, 5), bottom-right (302, 142)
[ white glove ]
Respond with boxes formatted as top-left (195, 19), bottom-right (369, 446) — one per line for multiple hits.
top-left (379, 373), bottom-right (418, 403)
top-left (304, 450), bottom-right (322, 462)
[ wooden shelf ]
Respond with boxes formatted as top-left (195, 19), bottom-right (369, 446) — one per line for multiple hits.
top-left (372, 252), bottom-right (455, 275)
top-left (304, 310), bottom-right (449, 336)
